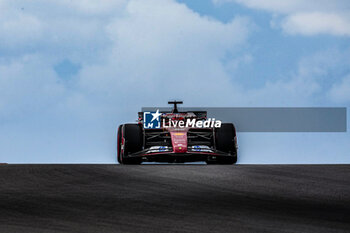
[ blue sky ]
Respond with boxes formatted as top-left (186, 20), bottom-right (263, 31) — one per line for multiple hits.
top-left (0, 0), bottom-right (349, 163)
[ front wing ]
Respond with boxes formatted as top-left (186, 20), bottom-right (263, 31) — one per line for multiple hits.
top-left (126, 146), bottom-right (235, 163)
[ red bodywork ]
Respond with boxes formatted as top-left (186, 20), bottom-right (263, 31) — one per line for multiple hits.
top-left (170, 129), bottom-right (188, 153)
top-left (136, 111), bottom-right (219, 157)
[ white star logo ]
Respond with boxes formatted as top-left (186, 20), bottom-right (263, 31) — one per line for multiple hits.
top-left (151, 109), bottom-right (162, 122)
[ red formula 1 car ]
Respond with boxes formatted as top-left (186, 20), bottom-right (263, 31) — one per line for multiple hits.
top-left (117, 101), bottom-right (237, 164)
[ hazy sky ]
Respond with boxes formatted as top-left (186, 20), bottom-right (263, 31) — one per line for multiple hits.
top-left (0, 0), bottom-right (349, 163)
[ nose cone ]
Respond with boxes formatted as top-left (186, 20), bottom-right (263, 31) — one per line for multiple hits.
top-left (170, 131), bottom-right (188, 153)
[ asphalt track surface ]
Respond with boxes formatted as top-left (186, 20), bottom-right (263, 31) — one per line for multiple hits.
top-left (0, 165), bottom-right (349, 233)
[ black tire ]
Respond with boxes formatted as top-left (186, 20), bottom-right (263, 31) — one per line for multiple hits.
top-left (117, 125), bottom-right (123, 164)
top-left (120, 124), bottom-right (143, 165)
top-left (207, 123), bottom-right (237, 165)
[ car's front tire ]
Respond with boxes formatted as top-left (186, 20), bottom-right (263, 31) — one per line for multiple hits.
top-left (118, 124), bottom-right (143, 165)
top-left (117, 125), bottom-right (123, 164)
top-left (207, 123), bottom-right (237, 165)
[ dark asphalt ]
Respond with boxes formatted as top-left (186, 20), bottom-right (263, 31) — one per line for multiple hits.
top-left (0, 165), bottom-right (349, 233)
